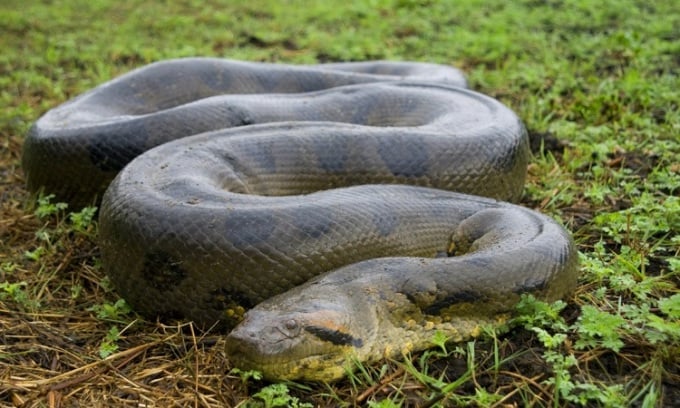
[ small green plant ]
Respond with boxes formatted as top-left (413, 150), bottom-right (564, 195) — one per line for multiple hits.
top-left (23, 246), bottom-right (46, 261)
top-left (567, 382), bottom-right (627, 407)
top-left (0, 281), bottom-right (29, 305)
top-left (592, 192), bottom-right (677, 245)
top-left (69, 205), bottom-right (97, 234)
top-left (574, 305), bottom-right (626, 352)
top-left (658, 294), bottom-right (680, 318)
top-left (70, 283), bottom-right (83, 299)
top-left (1, 261), bottom-right (19, 273)
top-left (515, 294), bottom-right (569, 331)
top-left (88, 298), bottom-right (132, 321)
top-left (34, 194), bottom-right (68, 219)
top-left (244, 383), bottom-right (313, 408)
top-left (367, 398), bottom-right (402, 408)
top-left (430, 330), bottom-right (451, 355)
top-left (230, 367), bottom-right (263, 383)
top-left (33, 194), bottom-right (97, 236)
top-left (514, 295), bottom-right (632, 407)
top-left (542, 349), bottom-right (577, 406)
top-left (637, 295), bottom-right (680, 344)
top-left (99, 325), bottom-right (121, 358)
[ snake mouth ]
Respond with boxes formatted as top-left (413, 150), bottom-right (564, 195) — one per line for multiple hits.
top-left (225, 332), bottom-right (352, 381)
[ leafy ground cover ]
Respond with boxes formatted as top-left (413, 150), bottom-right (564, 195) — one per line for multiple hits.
top-left (1, 0), bottom-right (678, 406)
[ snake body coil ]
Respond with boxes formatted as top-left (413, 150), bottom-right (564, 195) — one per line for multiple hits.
top-left (23, 58), bottom-right (578, 381)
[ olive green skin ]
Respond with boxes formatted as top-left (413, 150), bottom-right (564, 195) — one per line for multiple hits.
top-left (22, 58), bottom-right (578, 381)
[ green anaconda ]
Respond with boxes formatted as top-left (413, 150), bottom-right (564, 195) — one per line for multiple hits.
top-left (22, 58), bottom-right (578, 381)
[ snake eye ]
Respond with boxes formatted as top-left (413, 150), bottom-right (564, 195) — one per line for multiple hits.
top-left (283, 319), bottom-right (299, 333)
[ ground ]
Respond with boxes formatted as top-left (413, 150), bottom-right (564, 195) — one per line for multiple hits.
top-left (1, 0), bottom-right (678, 407)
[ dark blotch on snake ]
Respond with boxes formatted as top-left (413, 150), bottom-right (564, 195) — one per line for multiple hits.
top-left (422, 290), bottom-right (482, 315)
top-left (223, 212), bottom-right (277, 248)
top-left (377, 136), bottom-right (428, 178)
top-left (296, 75), bottom-right (338, 93)
top-left (196, 64), bottom-right (231, 90)
top-left (87, 124), bottom-right (147, 172)
top-left (513, 277), bottom-right (549, 294)
top-left (312, 136), bottom-right (349, 172)
top-left (240, 139), bottom-right (277, 174)
top-left (223, 105), bottom-right (254, 127)
top-left (491, 128), bottom-right (528, 173)
top-left (141, 251), bottom-right (188, 291)
top-left (373, 212), bottom-right (398, 237)
top-left (291, 207), bottom-right (334, 239)
top-left (157, 309), bottom-right (185, 321)
top-left (462, 256), bottom-right (493, 268)
top-left (304, 325), bottom-right (364, 348)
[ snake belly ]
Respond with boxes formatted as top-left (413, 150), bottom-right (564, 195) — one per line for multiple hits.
top-left (22, 58), bottom-right (578, 382)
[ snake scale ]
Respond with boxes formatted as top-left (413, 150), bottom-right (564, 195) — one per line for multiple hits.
top-left (22, 58), bottom-right (578, 381)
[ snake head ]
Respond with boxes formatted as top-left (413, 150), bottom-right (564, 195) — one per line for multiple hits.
top-left (225, 290), bottom-right (370, 381)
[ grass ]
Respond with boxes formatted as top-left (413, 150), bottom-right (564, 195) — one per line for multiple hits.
top-left (1, 0), bottom-right (678, 406)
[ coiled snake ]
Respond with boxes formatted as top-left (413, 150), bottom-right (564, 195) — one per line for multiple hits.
top-left (23, 58), bottom-right (578, 381)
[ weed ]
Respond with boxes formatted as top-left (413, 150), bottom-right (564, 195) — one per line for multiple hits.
top-left (230, 367), bottom-right (264, 383)
top-left (88, 298), bottom-right (132, 322)
top-left (366, 400), bottom-right (400, 408)
top-left (98, 325), bottom-right (121, 358)
top-left (514, 295), bottom-right (638, 407)
top-left (69, 205), bottom-right (97, 235)
top-left (574, 305), bottom-right (626, 352)
top-left (515, 294), bottom-right (569, 331)
top-left (23, 246), bottom-right (46, 262)
top-left (244, 383), bottom-right (314, 408)
top-left (34, 193), bottom-right (68, 219)
top-left (1, 261), bottom-right (18, 273)
top-left (0, 280), bottom-right (30, 306)
top-left (658, 294), bottom-right (680, 319)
